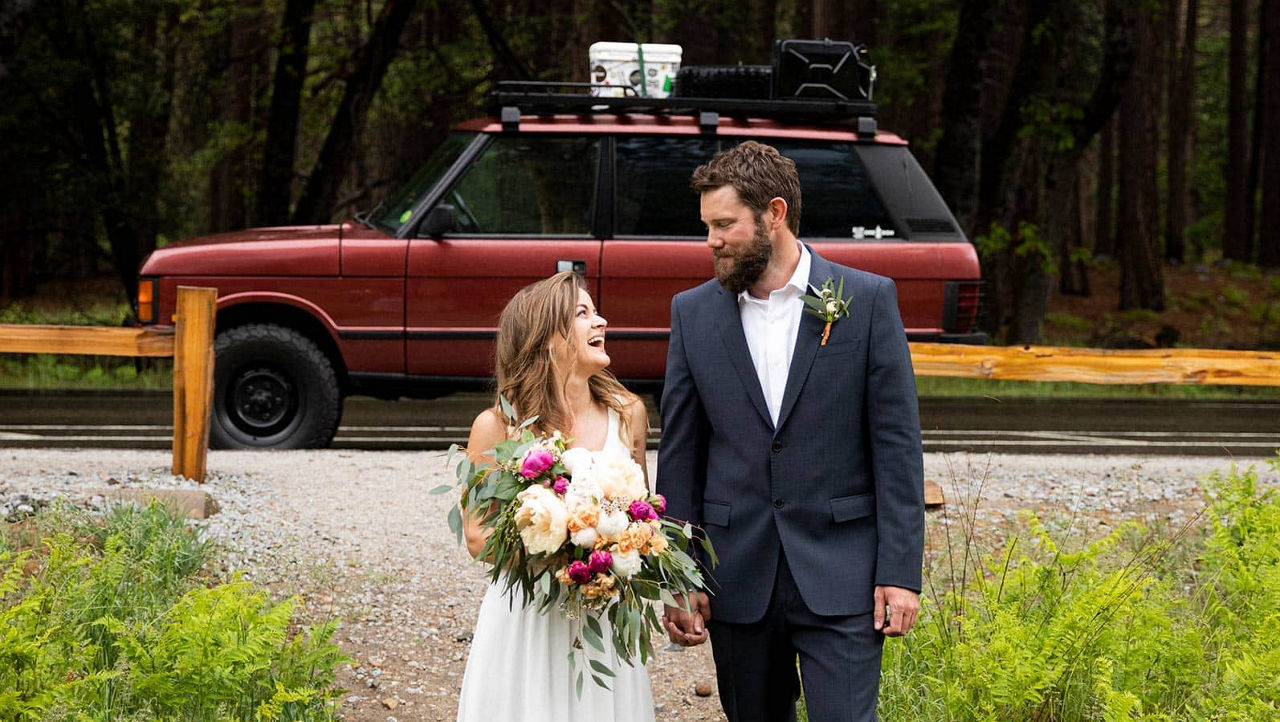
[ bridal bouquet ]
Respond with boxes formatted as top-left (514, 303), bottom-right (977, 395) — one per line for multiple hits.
top-left (437, 404), bottom-right (711, 691)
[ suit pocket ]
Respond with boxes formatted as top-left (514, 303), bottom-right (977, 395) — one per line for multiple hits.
top-left (829, 493), bottom-right (875, 523)
top-left (702, 501), bottom-right (731, 527)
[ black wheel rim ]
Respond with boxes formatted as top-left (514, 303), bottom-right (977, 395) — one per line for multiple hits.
top-left (227, 367), bottom-right (298, 436)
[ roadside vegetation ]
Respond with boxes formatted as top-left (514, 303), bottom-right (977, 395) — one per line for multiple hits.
top-left (875, 455), bottom-right (1280, 720)
top-left (0, 501), bottom-right (347, 720)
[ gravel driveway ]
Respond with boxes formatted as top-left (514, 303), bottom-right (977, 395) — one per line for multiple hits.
top-left (3, 448), bottom-right (1277, 721)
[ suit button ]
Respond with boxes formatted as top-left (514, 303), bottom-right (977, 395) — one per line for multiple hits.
top-left (772, 440), bottom-right (783, 452)
top-left (773, 499), bottom-right (785, 509)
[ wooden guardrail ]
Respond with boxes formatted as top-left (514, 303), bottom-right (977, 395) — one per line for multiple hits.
top-left (910, 342), bottom-right (1280, 386)
top-left (0, 286), bottom-right (216, 481)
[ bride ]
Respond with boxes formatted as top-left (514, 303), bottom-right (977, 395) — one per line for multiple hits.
top-left (456, 271), bottom-right (655, 721)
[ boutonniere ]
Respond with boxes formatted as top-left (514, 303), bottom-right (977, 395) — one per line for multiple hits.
top-left (801, 277), bottom-right (851, 346)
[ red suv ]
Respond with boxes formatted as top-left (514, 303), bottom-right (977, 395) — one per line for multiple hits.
top-left (136, 83), bottom-right (982, 449)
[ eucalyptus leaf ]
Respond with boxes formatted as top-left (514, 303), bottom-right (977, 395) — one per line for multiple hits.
top-left (447, 505), bottom-right (463, 544)
top-left (582, 621), bottom-right (606, 653)
top-left (428, 484), bottom-right (454, 495)
top-left (589, 659), bottom-right (616, 678)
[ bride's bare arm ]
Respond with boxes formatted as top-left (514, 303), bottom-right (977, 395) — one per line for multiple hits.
top-left (463, 408), bottom-right (507, 560)
top-left (625, 396), bottom-right (651, 486)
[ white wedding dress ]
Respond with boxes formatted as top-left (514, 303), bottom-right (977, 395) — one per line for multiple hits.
top-left (456, 408), bottom-right (655, 722)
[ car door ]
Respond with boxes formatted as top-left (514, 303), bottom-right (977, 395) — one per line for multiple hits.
top-left (406, 133), bottom-right (604, 378)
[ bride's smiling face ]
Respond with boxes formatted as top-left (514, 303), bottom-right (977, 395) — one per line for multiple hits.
top-left (550, 288), bottom-right (609, 374)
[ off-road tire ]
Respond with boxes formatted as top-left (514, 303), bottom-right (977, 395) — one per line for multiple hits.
top-left (674, 65), bottom-right (772, 100)
top-left (210, 324), bottom-right (342, 450)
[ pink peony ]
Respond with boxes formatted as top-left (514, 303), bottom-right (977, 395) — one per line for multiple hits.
top-left (552, 476), bottom-right (569, 495)
top-left (651, 494), bottom-right (666, 514)
top-left (588, 550), bottom-right (613, 574)
top-left (628, 500), bottom-right (658, 522)
top-left (520, 448), bottom-right (556, 479)
top-left (567, 560), bottom-right (593, 585)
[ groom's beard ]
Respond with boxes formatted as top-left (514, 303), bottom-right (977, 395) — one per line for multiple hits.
top-left (714, 220), bottom-right (772, 294)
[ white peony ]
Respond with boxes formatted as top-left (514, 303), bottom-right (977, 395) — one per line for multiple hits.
top-left (610, 548), bottom-right (642, 578)
top-left (596, 509), bottom-right (629, 537)
top-left (590, 448), bottom-right (648, 501)
top-left (560, 447), bottom-right (594, 476)
top-left (513, 485), bottom-right (569, 555)
top-left (570, 527), bottom-right (598, 548)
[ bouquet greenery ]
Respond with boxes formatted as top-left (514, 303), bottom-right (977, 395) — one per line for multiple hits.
top-left (437, 401), bottom-right (713, 692)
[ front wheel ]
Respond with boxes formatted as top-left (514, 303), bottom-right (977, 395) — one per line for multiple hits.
top-left (210, 324), bottom-right (342, 449)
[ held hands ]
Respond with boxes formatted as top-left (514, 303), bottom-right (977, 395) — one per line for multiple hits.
top-left (663, 591), bottom-right (711, 647)
top-left (874, 585), bottom-right (920, 637)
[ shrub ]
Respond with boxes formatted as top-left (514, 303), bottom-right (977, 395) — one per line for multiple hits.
top-left (0, 501), bottom-right (346, 721)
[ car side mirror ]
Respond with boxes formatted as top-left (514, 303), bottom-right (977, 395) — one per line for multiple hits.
top-left (418, 204), bottom-right (456, 238)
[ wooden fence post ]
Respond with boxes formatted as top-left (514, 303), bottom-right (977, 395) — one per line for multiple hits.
top-left (172, 287), bottom-right (216, 482)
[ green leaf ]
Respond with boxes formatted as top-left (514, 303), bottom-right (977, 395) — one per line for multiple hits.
top-left (699, 535), bottom-right (719, 567)
top-left (428, 484), bottom-right (454, 495)
top-left (576, 670), bottom-right (584, 699)
top-left (499, 394), bottom-right (516, 420)
top-left (448, 505), bottom-right (463, 544)
top-left (582, 620), bottom-right (606, 653)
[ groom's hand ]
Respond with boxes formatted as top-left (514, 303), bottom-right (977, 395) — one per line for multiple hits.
top-left (663, 592), bottom-right (711, 646)
top-left (874, 585), bottom-right (920, 637)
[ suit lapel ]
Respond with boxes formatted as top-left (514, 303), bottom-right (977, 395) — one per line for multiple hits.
top-left (774, 251), bottom-right (831, 432)
top-left (713, 286), bottom-right (773, 427)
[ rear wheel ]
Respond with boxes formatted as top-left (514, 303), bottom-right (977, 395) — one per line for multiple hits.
top-left (210, 324), bottom-right (342, 449)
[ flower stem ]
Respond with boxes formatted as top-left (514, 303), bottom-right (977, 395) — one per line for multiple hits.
top-left (821, 321), bottom-right (832, 346)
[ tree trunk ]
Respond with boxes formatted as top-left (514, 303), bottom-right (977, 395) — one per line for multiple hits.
top-left (933, 0), bottom-right (997, 237)
top-left (1117, 1), bottom-right (1165, 311)
top-left (1166, 0), bottom-right (1198, 264)
top-left (1260, 0), bottom-right (1280, 267)
top-left (292, 0), bottom-right (419, 224)
top-left (1249, 0), bottom-right (1269, 263)
top-left (1059, 157), bottom-right (1090, 296)
top-left (211, 2), bottom-right (264, 232)
top-left (1094, 116), bottom-right (1117, 259)
top-left (1225, 0), bottom-right (1251, 261)
top-left (257, 0), bottom-right (317, 226)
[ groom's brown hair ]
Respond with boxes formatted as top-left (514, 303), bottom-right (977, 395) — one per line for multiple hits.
top-left (690, 140), bottom-right (802, 236)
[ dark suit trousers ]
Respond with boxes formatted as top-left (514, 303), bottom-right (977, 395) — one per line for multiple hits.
top-left (707, 552), bottom-right (884, 722)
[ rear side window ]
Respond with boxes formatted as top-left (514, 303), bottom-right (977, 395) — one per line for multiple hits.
top-left (447, 136), bottom-right (599, 235)
top-left (614, 136), bottom-right (896, 240)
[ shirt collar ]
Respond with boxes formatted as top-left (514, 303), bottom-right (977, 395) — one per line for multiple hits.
top-left (738, 242), bottom-right (811, 304)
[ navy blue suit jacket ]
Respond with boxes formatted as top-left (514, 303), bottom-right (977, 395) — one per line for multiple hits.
top-left (656, 249), bottom-right (925, 625)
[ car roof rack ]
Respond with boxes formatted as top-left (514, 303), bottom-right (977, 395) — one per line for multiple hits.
top-left (486, 81), bottom-right (878, 137)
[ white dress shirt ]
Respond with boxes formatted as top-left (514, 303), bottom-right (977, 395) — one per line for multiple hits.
top-left (739, 243), bottom-right (812, 426)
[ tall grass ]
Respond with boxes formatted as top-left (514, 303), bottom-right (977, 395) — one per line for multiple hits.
top-left (0, 501), bottom-right (347, 720)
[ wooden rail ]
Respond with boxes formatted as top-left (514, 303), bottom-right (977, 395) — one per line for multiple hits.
top-left (910, 342), bottom-right (1280, 386)
top-left (0, 286), bottom-right (216, 481)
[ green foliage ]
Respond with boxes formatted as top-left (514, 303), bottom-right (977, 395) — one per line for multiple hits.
top-left (879, 456), bottom-right (1280, 720)
top-left (0, 502), bottom-right (346, 720)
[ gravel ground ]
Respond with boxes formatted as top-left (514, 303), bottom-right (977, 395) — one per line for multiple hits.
top-left (3, 448), bottom-right (1278, 721)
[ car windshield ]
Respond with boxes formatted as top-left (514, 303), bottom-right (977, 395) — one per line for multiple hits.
top-left (373, 132), bottom-right (476, 234)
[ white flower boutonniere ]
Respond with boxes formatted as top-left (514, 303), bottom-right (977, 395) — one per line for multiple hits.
top-left (801, 277), bottom-right (851, 346)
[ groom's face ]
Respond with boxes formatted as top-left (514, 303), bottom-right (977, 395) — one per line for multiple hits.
top-left (701, 185), bottom-right (773, 294)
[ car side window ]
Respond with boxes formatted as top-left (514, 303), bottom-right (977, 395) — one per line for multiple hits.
top-left (614, 136), bottom-right (895, 241)
top-left (446, 135), bottom-right (598, 235)
top-left (615, 137), bottom-right (721, 237)
top-left (768, 140), bottom-right (896, 240)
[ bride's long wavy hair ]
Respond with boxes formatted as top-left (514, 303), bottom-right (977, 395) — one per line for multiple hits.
top-left (493, 271), bottom-right (633, 441)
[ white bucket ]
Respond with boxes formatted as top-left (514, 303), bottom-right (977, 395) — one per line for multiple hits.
top-left (588, 42), bottom-right (682, 98)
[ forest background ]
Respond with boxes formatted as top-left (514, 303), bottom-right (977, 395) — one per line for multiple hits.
top-left (2, 0), bottom-right (1279, 348)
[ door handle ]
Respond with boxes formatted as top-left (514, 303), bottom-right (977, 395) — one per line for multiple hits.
top-left (556, 259), bottom-right (587, 275)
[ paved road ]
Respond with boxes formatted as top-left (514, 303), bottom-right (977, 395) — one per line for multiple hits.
top-left (2, 391), bottom-right (1278, 456)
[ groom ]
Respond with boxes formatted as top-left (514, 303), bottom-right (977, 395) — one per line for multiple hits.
top-left (655, 141), bottom-right (924, 721)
